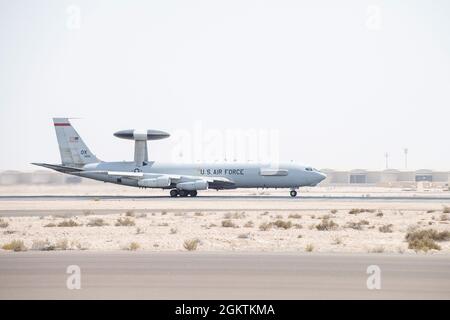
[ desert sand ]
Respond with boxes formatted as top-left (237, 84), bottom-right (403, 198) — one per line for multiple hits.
top-left (0, 185), bottom-right (449, 254)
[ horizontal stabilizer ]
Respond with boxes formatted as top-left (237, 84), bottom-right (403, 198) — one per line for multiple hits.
top-left (31, 163), bottom-right (84, 173)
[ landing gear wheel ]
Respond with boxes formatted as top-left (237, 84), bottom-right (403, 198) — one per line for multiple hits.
top-left (290, 190), bottom-right (297, 197)
top-left (189, 190), bottom-right (198, 197)
top-left (170, 189), bottom-right (179, 197)
top-left (178, 190), bottom-right (188, 197)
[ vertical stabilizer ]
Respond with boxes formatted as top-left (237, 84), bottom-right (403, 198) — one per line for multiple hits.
top-left (53, 118), bottom-right (99, 166)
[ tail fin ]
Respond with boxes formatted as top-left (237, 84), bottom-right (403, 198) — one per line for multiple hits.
top-left (53, 118), bottom-right (100, 166)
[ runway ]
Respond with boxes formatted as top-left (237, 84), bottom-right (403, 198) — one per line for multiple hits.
top-left (0, 252), bottom-right (449, 299)
top-left (1, 193), bottom-right (450, 217)
top-left (2, 194), bottom-right (450, 201)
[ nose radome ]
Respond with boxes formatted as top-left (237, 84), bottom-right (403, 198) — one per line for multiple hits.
top-left (317, 172), bottom-right (327, 182)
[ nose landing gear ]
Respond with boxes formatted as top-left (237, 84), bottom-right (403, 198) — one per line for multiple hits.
top-left (290, 190), bottom-right (298, 197)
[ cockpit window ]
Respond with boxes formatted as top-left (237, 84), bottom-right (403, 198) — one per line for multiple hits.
top-left (305, 167), bottom-right (313, 171)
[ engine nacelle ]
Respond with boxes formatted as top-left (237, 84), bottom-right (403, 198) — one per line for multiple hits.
top-left (176, 180), bottom-right (208, 190)
top-left (138, 176), bottom-right (171, 188)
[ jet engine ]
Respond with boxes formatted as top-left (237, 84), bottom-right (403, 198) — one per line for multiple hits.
top-left (176, 180), bottom-right (208, 190)
top-left (138, 176), bottom-right (171, 188)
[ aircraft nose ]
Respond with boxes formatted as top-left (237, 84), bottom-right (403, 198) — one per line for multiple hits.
top-left (316, 172), bottom-right (327, 183)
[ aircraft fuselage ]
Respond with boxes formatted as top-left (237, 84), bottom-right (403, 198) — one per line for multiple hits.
top-left (79, 161), bottom-right (326, 189)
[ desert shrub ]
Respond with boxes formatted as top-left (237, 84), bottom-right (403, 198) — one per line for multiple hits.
top-left (376, 211), bottom-right (384, 217)
top-left (222, 220), bottom-right (236, 228)
top-left (158, 223), bottom-right (169, 227)
top-left (426, 210), bottom-right (435, 213)
top-left (315, 218), bottom-right (338, 231)
top-left (305, 244), bottom-right (314, 252)
top-left (443, 206), bottom-right (450, 214)
top-left (115, 217), bottom-right (135, 227)
top-left (345, 222), bottom-right (361, 230)
top-left (332, 236), bottom-right (343, 245)
top-left (194, 212), bottom-right (204, 216)
top-left (73, 241), bottom-right (89, 250)
top-left (368, 246), bottom-right (385, 253)
top-left (330, 209), bottom-right (338, 214)
top-left (238, 233), bottom-right (250, 239)
top-left (170, 228), bottom-right (177, 234)
top-left (345, 220), bottom-right (369, 230)
top-left (406, 229), bottom-right (450, 242)
top-left (127, 242), bottom-right (140, 251)
top-left (87, 218), bottom-right (109, 227)
top-left (288, 213), bottom-right (302, 219)
top-left (379, 224), bottom-right (394, 233)
top-left (224, 212), bottom-right (246, 219)
top-left (2, 240), bottom-right (27, 252)
top-left (408, 238), bottom-right (441, 252)
top-left (259, 222), bottom-right (272, 231)
top-left (57, 219), bottom-right (81, 227)
top-left (31, 239), bottom-right (55, 251)
top-left (125, 210), bottom-right (135, 217)
top-left (244, 221), bottom-right (254, 228)
top-left (405, 228), bottom-right (449, 252)
top-left (44, 223), bottom-right (56, 227)
top-left (348, 208), bottom-right (375, 215)
top-left (273, 220), bottom-right (292, 229)
top-left (0, 219), bottom-right (9, 228)
top-left (83, 210), bottom-right (94, 216)
top-left (56, 239), bottom-right (69, 250)
top-left (440, 214), bottom-right (449, 221)
top-left (183, 239), bottom-right (200, 251)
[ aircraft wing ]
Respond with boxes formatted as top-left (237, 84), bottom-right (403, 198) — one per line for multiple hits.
top-left (171, 175), bottom-right (235, 189)
top-left (87, 171), bottom-right (181, 180)
top-left (86, 170), bottom-right (235, 189)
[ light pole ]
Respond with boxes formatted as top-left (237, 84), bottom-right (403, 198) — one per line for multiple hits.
top-left (384, 152), bottom-right (389, 169)
top-left (404, 148), bottom-right (408, 169)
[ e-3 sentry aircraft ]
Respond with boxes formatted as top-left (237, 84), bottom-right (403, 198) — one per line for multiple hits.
top-left (32, 118), bottom-right (326, 197)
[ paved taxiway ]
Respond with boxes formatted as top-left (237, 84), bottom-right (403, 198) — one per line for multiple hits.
top-left (0, 252), bottom-right (449, 299)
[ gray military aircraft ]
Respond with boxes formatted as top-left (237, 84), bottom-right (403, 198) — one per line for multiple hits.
top-left (32, 118), bottom-right (326, 197)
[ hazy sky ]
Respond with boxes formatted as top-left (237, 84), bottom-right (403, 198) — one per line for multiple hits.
top-left (1, 0), bottom-right (450, 171)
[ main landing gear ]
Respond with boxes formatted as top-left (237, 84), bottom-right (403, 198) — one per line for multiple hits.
top-left (170, 189), bottom-right (198, 197)
top-left (290, 190), bottom-right (298, 197)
